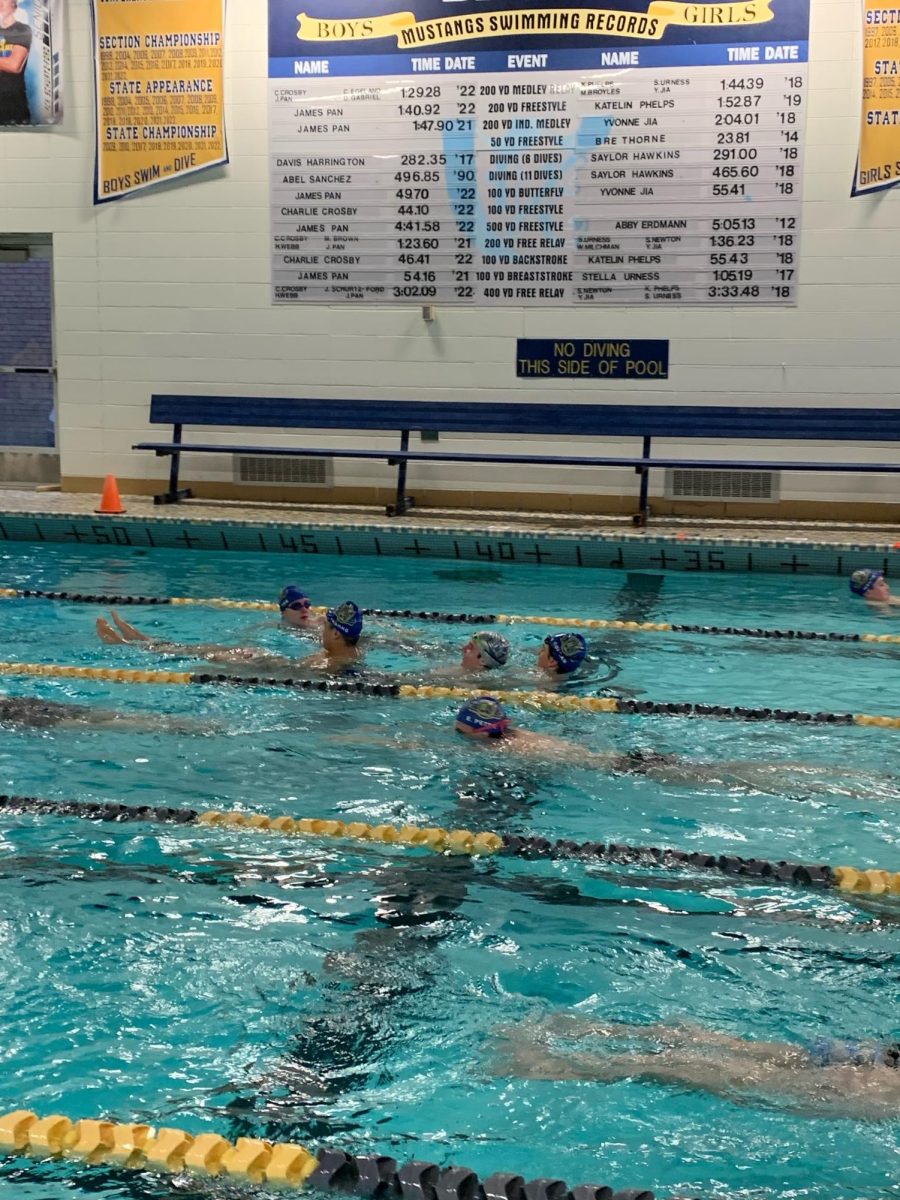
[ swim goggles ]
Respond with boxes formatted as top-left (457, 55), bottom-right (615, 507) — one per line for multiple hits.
top-left (279, 585), bottom-right (311, 612)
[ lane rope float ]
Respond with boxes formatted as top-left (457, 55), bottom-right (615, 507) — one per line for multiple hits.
top-left (0, 794), bottom-right (891, 895)
top-left (0, 589), bottom-right (495, 624)
top-left (0, 659), bottom-right (898, 729)
top-left (0, 1108), bottom-right (655, 1200)
top-left (2, 588), bottom-right (897, 645)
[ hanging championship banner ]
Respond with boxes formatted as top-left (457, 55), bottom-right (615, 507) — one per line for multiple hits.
top-left (91, 0), bottom-right (227, 204)
top-left (268, 0), bottom-right (809, 306)
top-left (853, 0), bottom-right (900, 195)
top-left (0, 0), bottom-right (64, 127)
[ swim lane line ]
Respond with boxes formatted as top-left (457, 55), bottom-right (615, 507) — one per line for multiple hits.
top-left (1, 588), bottom-right (896, 646)
top-left (0, 793), bottom-right (890, 895)
top-left (0, 1107), bottom-right (652, 1199)
top-left (0, 659), bottom-right (897, 730)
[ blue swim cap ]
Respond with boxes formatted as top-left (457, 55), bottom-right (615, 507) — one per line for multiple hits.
top-left (279, 584), bottom-right (310, 613)
top-left (472, 631), bottom-right (510, 669)
top-left (849, 568), bottom-right (884, 597)
top-left (327, 600), bottom-right (363, 641)
top-left (545, 632), bottom-right (587, 673)
top-left (456, 695), bottom-right (510, 737)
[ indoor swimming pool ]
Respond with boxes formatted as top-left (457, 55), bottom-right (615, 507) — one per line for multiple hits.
top-left (0, 541), bottom-right (898, 1200)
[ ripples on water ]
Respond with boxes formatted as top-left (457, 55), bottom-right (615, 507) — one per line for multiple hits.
top-left (0, 545), bottom-right (898, 1198)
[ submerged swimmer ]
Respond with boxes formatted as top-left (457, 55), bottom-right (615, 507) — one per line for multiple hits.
top-left (453, 696), bottom-right (881, 794)
top-left (849, 568), bottom-right (900, 607)
top-left (493, 1015), bottom-right (900, 1120)
top-left (0, 693), bottom-right (217, 734)
top-left (96, 600), bottom-right (365, 675)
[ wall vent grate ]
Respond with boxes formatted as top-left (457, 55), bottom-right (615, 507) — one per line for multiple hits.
top-left (235, 456), bottom-right (331, 486)
top-left (665, 469), bottom-right (778, 502)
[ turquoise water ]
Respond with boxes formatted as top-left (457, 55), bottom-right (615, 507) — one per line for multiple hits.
top-left (0, 543), bottom-right (899, 1199)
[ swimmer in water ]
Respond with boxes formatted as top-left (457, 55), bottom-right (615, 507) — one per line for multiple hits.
top-left (849, 568), bottom-right (900, 608)
top-left (420, 631), bottom-right (511, 680)
top-left (277, 585), bottom-right (323, 631)
top-left (296, 601), bottom-right (364, 672)
top-left (452, 696), bottom-right (881, 794)
top-left (536, 633), bottom-right (587, 678)
top-left (96, 600), bottom-right (365, 675)
top-left (492, 1015), bottom-right (900, 1120)
top-left (0, 693), bottom-right (218, 734)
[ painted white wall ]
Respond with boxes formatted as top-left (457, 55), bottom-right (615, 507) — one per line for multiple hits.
top-left (0, 0), bottom-right (897, 507)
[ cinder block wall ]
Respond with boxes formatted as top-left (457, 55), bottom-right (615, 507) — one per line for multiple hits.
top-left (0, 0), bottom-right (896, 517)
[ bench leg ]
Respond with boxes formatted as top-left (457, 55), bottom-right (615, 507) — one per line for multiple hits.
top-left (386, 432), bottom-right (414, 517)
top-left (632, 437), bottom-right (651, 527)
top-left (153, 448), bottom-right (194, 505)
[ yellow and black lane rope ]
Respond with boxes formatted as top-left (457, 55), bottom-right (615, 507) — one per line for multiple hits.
top-left (0, 1107), bottom-right (652, 1199)
top-left (0, 658), bottom-right (899, 729)
top-left (0, 793), bottom-right (892, 896)
top-left (3, 586), bottom-right (899, 645)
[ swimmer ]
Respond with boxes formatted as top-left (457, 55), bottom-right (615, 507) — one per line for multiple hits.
top-left (0, 693), bottom-right (218, 734)
top-left (421, 631), bottom-right (511, 680)
top-left (97, 600), bottom-right (365, 676)
top-left (278, 585), bottom-right (322, 631)
top-left (492, 1015), bottom-right (900, 1120)
top-left (536, 633), bottom-right (587, 677)
top-left (849, 568), bottom-right (900, 607)
top-left (453, 696), bottom-right (881, 794)
top-left (295, 601), bottom-right (364, 672)
top-left (463, 631), bottom-right (510, 672)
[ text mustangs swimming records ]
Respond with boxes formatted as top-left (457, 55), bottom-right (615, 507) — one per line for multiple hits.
top-left (267, 0), bottom-right (810, 305)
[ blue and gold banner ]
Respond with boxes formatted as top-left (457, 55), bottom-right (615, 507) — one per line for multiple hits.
top-left (91, 0), bottom-right (228, 204)
top-left (853, 0), bottom-right (900, 195)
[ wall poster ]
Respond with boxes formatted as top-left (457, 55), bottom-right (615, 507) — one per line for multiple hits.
top-left (91, 0), bottom-right (227, 204)
top-left (0, 0), bottom-right (63, 127)
top-left (853, 0), bottom-right (900, 196)
top-left (268, 0), bottom-right (810, 305)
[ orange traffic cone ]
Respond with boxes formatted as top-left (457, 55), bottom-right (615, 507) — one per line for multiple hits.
top-left (96, 474), bottom-right (125, 515)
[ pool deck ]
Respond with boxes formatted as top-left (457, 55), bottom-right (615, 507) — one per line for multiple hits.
top-left (1, 488), bottom-right (897, 544)
top-left (0, 488), bottom-right (896, 576)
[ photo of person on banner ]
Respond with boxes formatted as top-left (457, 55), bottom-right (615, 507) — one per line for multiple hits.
top-left (0, 0), bottom-right (32, 124)
top-left (0, 0), bottom-right (63, 127)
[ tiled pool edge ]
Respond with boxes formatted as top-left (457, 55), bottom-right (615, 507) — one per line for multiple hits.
top-left (1, 507), bottom-right (897, 577)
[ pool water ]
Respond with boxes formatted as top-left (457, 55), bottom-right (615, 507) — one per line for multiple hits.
top-left (0, 542), bottom-right (899, 1200)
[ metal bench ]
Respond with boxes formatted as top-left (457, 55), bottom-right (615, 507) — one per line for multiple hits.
top-left (133, 395), bottom-right (900, 524)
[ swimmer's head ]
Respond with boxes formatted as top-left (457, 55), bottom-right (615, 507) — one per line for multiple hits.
top-left (538, 632), bottom-right (587, 674)
top-left (455, 695), bottom-right (511, 738)
top-left (325, 600), bottom-right (363, 646)
top-left (881, 1042), bottom-right (900, 1068)
top-left (849, 568), bottom-right (889, 601)
top-left (279, 584), bottom-right (312, 625)
top-left (461, 631), bottom-right (510, 672)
